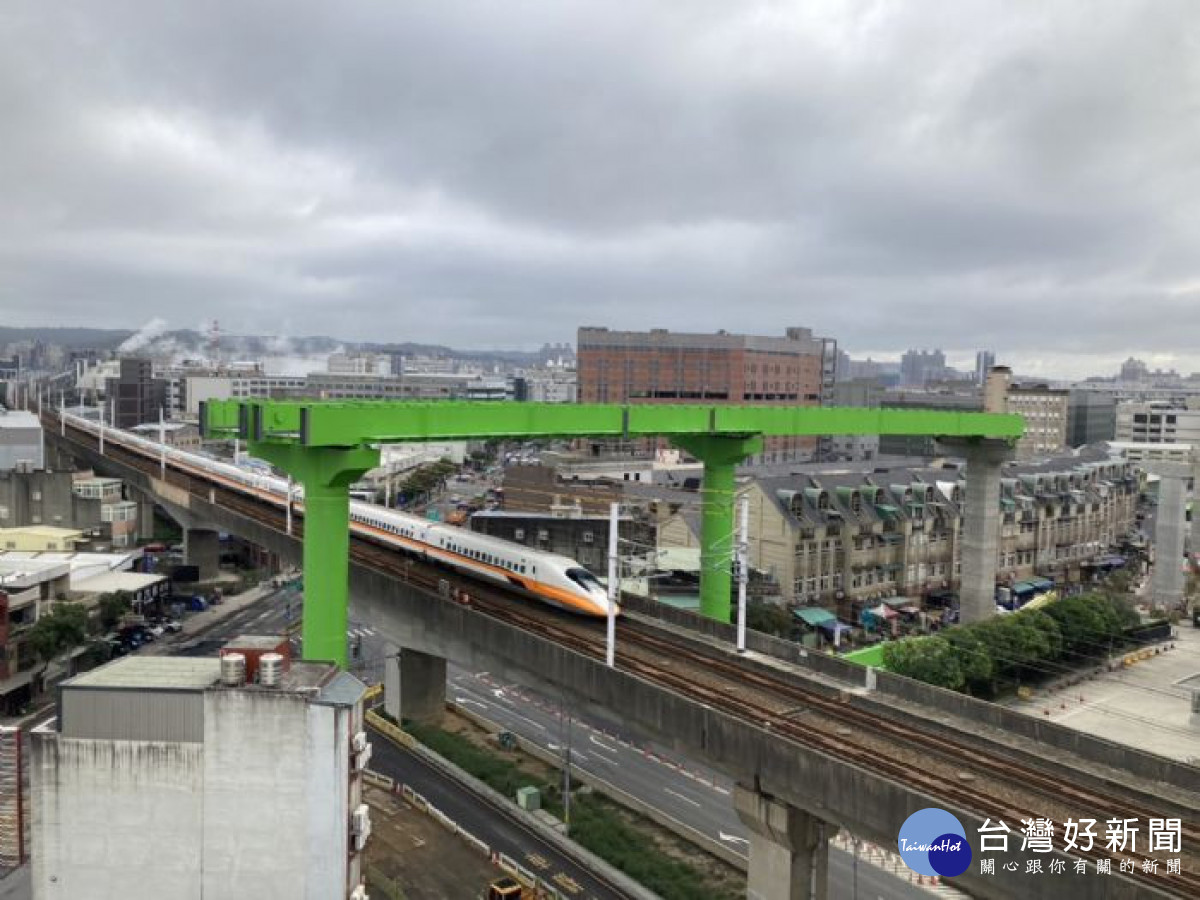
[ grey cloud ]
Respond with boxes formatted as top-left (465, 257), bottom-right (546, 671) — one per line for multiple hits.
top-left (1, 1), bottom-right (1200, 378)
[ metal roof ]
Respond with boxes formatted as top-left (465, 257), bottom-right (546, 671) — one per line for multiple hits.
top-left (67, 656), bottom-right (221, 691)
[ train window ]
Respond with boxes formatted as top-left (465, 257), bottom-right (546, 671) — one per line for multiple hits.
top-left (566, 568), bottom-right (604, 593)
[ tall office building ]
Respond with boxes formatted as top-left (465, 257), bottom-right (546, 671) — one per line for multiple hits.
top-left (899, 349), bottom-right (948, 387)
top-left (577, 326), bottom-right (836, 462)
top-left (105, 358), bottom-right (166, 429)
top-left (974, 350), bottom-right (996, 385)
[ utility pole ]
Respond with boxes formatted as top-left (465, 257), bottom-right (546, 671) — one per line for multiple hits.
top-left (736, 493), bottom-right (749, 653)
top-left (560, 689), bottom-right (573, 836)
top-left (607, 501), bottom-right (619, 668)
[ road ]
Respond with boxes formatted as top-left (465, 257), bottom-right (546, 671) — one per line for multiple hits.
top-left (368, 725), bottom-right (634, 900)
top-left (177, 592), bottom-right (940, 899)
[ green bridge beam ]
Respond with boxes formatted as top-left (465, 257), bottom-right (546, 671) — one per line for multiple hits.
top-left (201, 400), bottom-right (1023, 667)
top-left (204, 400), bottom-right (1023, 446)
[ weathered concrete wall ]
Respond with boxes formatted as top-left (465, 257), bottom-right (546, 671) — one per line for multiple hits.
top-left (31, 735), bottom-right (206, 900)
top-left (201, 691), bottom-right (350, 900)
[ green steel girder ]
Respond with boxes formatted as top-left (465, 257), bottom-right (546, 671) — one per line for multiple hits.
top-left (202, 399), bottom-right (1024, 445)
top-left (199, 399), bottom-right (1023, 667)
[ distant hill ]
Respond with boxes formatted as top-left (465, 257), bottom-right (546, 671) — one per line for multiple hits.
top-left (3, 325), bottom-right (570, 366)
top-left (0, 326), bottom-right (132, 348)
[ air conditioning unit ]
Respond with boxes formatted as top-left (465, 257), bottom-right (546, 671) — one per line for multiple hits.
top-left (351, 804), bottom-right (371, 837)
top-left (349, 887), bottom-right (369, 900)
top-left (351, 731), bottom-right (369, 753)
top-left (352, 744), bottom-right (373, 772)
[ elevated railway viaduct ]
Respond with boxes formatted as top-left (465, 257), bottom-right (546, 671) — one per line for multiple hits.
top-left (44, 415), bottom-right (1200, 900)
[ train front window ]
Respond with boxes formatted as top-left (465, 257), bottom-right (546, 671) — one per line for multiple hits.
top-left (566, 568), bottom-right (604, 593)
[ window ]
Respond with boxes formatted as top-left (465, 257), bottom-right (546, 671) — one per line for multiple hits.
top-left (582, 531), bottom-right (594, 544)
top-left (514, 528), bottom-right (525, 540)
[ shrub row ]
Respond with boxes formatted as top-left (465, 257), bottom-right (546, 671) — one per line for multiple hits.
top-left (881, 592), bottom-right (1141, 695)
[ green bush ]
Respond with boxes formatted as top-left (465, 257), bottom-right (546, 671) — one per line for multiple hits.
top-left (882, 636), bottom-right (964, 690)
top-left (884, 592), bottom-right (1141, 696)
top-left (404, 722), bottom-right (545, 799)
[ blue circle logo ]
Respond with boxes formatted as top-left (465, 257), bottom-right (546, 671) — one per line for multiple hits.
top-left (898, 808), bottom-right (972, 877)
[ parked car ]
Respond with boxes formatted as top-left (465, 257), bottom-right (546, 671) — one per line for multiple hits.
top-left (161, 619), bottom-right (183, 634)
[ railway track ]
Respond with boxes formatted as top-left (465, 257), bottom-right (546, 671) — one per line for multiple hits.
top-left (55, 418), bottom-right (1199, 897)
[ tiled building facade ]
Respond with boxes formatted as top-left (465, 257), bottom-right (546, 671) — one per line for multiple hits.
top-left (577, 326), bottom-right (837, 462)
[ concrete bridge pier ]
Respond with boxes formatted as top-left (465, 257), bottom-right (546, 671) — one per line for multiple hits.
top-left (184, 528), bottom-right (221, 581)
top-left (1151, 470), bottom-right (1188, 610)
top-left (383, 645), bottom-right (447, 724)
top-left (939, 438), bottom-right (1013, 624)
top-left (137, 496), bottom-right (157, 542)
top-left (734, 785), bottom-right (829, 900)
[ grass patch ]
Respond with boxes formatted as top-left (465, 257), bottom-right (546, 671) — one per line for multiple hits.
top-left (365, 864), bottom-right (408, 900)
top-left (405, 720), bottom-right (547, 801)
top-left (569, 793), bottom-right (734, 900)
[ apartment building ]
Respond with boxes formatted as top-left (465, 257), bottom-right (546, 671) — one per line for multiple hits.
top-left (577, 326), bottom-right (837, 462)
top-left (1, 559), bottom-right (72, 714)
top-left (1115, 400), bottom-right (1200, 445)
top-left (658, 447), bottom-right (1140, 619)
top-left (1007, 383), bottom-right (1069, 458)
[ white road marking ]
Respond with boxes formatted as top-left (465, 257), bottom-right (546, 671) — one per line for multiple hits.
top-left (589, 735), bottom-right (619, 756)
top-left (719, 831), bottom-right (750, 846)
top-left (664, 787), bottom-right (702, 808)
top-left (455, 697), bottom-right (489, 711)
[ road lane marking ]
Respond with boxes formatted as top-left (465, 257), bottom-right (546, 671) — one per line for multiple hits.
top-left (664, 787), bottom-right (702, 808)
top-left (588, 735), bottom-right (619, 757)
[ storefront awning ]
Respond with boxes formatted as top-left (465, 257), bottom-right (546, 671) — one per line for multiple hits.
top-left (794, 607), bottom-right (837, 627)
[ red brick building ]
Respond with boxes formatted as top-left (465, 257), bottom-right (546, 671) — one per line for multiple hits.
top-left (577, 327), bottom-right (837, 461)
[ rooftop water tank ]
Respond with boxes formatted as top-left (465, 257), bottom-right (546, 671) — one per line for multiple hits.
top-left (259, 652), bottom-right (285, 688)
top-left (220, 653), bottom-right (246, 688)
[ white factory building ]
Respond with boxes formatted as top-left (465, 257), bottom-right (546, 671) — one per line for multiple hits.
top-left (31, 654), bottom-right (371, 900)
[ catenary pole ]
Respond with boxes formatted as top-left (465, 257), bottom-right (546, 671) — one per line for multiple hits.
top-left (607, 501), bottom-right (619, 668)
top-left (736, 493), bottom-right (749, 653)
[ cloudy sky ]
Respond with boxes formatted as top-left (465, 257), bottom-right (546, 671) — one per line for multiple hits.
top-left (2, 1), bottom-right (1199, 378)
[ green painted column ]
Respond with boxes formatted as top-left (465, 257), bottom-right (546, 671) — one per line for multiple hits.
top-left (674, 434), bottom-right (763, 621)
top-left (250, 442), bottom-right (379, 668)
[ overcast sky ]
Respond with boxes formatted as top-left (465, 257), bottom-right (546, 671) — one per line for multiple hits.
top-left (2, 1), bottom-right (1199, 378)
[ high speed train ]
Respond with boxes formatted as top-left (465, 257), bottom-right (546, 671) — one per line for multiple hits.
top-left (57, 410), bottom-right (617, 618)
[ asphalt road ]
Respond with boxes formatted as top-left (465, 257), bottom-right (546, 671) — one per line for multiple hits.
top-left (368, 725), bottom-right (634, 900)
